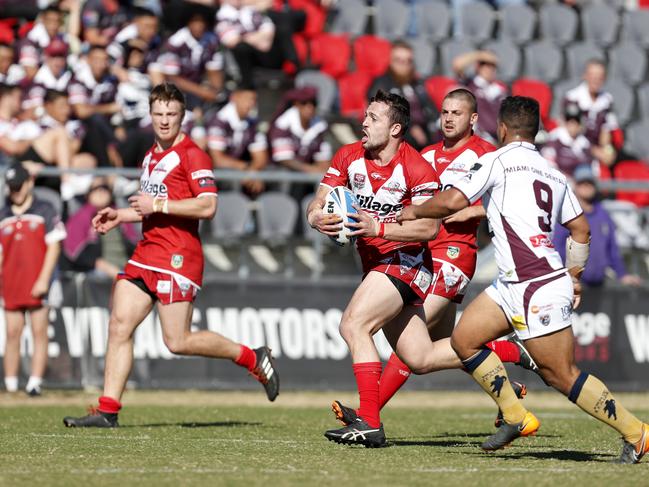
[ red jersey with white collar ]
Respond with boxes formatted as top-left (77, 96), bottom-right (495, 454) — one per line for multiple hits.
top-left (129, 135), bottom-right (217, 287)
top-left (321, 141), bottom-right (439, 270)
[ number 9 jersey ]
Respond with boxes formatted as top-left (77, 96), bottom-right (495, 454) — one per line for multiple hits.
top-left (453, 141), bottom-right (583, 283)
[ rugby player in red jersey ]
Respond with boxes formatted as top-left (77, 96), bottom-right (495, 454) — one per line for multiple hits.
top-left (63, 83), bottom-right (278, 428)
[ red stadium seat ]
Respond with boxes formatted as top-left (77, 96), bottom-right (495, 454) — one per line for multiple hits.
top-left (288, 0), bottom-right (328, 38)
top-left (17, 21), bottom-right (34, 39)
top-left (613, 160), bottom-right (649, 207)
top-left (512, 78), bottom-right (556, 130)
top-left (353, 35), bottom-right (391, 78)
top-left (338, 71), bottom-right (373, 119)
top-left (283, 33), bottom-right (309, 75)
top-left (0, 21), bottom-right (14, 43)
top-left (309, 33), bottom-right (351, 79)
top-left (424, 76), bottom-right (459, 111)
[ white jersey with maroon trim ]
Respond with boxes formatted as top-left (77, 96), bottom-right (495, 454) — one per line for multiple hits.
top-left (453, 141), bottom-right (583, 283)
top-left (321, 141), bottom-right (439, 270)
top-left (129, 135), bottom-right (217, 287)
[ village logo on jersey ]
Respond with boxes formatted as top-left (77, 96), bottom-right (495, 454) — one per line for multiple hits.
top-left (171, 254), bottom-right (184, 269)
top-left (353, 173), bottom-right (366, 189)
top-left (529, 234), bottom-right (554, 248)
top-left (446, 246), bottom-right (460, 259)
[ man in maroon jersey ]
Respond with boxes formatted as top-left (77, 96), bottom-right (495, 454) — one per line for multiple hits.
top-left (1, 162), bottom-right (66, 396)
top-left (329, 89), bottom-right (537, 433)
top-left (63, 83), bottom-right (279, 428)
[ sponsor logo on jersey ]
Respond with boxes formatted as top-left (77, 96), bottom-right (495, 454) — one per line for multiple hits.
top-left (437, 157), bottom-right (449, 163)
top-left (539, 314), bottom-right (551, 326)
top-left (3, 225), bottom-right (13, 235)
top-left (531, 304), bottom-right (553, 314)
top-left (191, 169), bottom-right (214, 180)
top-left (446, 246), bottom-right (460, 259)
top-left (171, 254), bottom-right (184, 269)
top-left (356, 195), bottom-right (404, 216)
top-left (447, 162), bottom-right (469, 173)
top-left (198, 177), bottom-right (215, 188)
top-left (414, 268), bottom-right (432, 293)
top-left (561, 304), bottom-right (572, 320)
top-left (29, 221), bottom-right (38, 231)
top-left (512, 314), bottom-right (526, 331)
top-left (466, 162), bottom-right (482, 180)
top-left (370, 172), bottom-right (385, 181)
top-left (156, 280), bottom-right (171, 294)
top-left (353, 173), bottom-right (366, 189)
top-left (382, 181), bottom-right (406, 195)
top-left (141, 180), bottom-right (168, 197)
top-left (529, 234), bottom-right (555, 248)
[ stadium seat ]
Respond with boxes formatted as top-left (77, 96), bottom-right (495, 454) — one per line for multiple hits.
top-left (581, 3), bottom-right (620, 48)
top-left (625, 120), bottom-right (649, 160)
top-left (295, 70), bottom-right (337, 115)
top-left (439, 38), bottom-right (475, 77)
top-left (411, 38), bottom-right (436, 78)
top-left (330, 0), bottom-right (368, 37)
top-left (565, 42), bottom-right (605, 80)
top-left (523, 40), bottom-right (563, 84)
top-left (621, 9), bottom-right (649, 48)
top-left (511, 78), bottom-right (555, 131)
top-left (33, 186), bottom-right (63, 216)
top-left (412, 0), bottom-right (451, 43)
top-left (499, 3), bottom-right (536, 45)
top-left (609, 42), bottom-right (647, 87)
top-left (353, 35), bottom-right (392, 78)
top-left (613, 160), bottom-right (649, 207)
top-left (482, 39), bottom-right (521, 83)
top-left (283, 33), bottom-right (308, 74)
top-left (337, 71), bottom-right (373, 119)
top-left (375, 0), bottom-right (409, 41)
top-left (539, 3), bottom-right (578, 47)
top-left (0, 20), bottom-right (14, 43)
top-left (309, 33), bottom-right (351, 79)
top-left (211, 191), bottom-right (252, 243)
top-left (550, 78), bottom-right (581, 119)
top-left (638, 83), bottom-right (649, 120)
top-left (256, 192), bottom-right (300, 276)
top-left (424, 75), bottom-right (460, 111)
top-left (459, 1), bottom-right (495, 44)
top-left (286, 0), bottom-right (327, 38)
top-left (603, 79), bottom-right (634, 127)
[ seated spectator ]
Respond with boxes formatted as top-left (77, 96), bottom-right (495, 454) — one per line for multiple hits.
top-left (368, 40), bottom-right (440, 150)
top-left (553, 165), bottom-right (643, 287)
top-left (206, 83), bottom-right (268, 196)
top-left (541, 103), bottom-right (593, 179)
top-left (151, 9), bottom-right (224, 110)
top-left (80, 0), bottom-right (130, 46)
top-left (0, 43), bottom-right (23, 85)
top-left (562, 59), bottom-right (618, 166)
top-left (452, 50), bottom-right (508, 143)
top-left (107, 7), bottom-right (161, 71)
top-left (268, 86), bottom-right (330, 174)
top-left (17, 6), bottom-right (67, 81)
top-left (216, 0), bottom-right (300, 85)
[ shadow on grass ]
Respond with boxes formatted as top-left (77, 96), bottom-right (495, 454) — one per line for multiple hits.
top-left (490, 450), bottom-right (612, 462)
top-left (121, 421), bottom-right (263, 428)
top-left (391, 439), bottom-right (479, 447)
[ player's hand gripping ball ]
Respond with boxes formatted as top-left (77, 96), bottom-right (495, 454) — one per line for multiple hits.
top-left (324, 186), bottom-right (359, 246)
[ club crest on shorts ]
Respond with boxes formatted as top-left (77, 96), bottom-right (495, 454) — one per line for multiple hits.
top-left (171, 254), bottom-right (184, 269)
top-left (540, 314), bottom-right (551, 326)
top-left (446, 246), bottom-right (460, 259)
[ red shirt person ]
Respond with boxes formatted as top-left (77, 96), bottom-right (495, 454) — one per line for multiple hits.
top-left (0, 162), bottom-right (65, 396)
top-left (63, 83), bottom-right (279, 429)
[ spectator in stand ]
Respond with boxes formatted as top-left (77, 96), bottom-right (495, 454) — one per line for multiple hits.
top-left (541, 103), bottom-right (593, 180)
top-left (107, 7), bottom-right (161, 71)
top-left (17, 5), bottom-right (67, 81)
top-left (452, 50), bottom-right (508, 144)
top-left (206, 83), bottom-right (268, 196)
top-left (0, 43), bottom-right (23, 86)
top-left (216, 0), bottom-right (300, 85)
top-left (553, 165), bottom-right (643, 287)
top-left (562, 59), bottom-right (618, 167)
top-left (0, 162), bottom-right (66, 396)
top-left (80, 0), bottom-right (130, 46)
top-left (151, 9), bottom-right (224, 110)
top-left (367, 40), bottom-right (440, 150)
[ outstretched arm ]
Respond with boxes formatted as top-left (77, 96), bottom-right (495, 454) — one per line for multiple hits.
top-left (396, 188), bottom-right (469, 222)
top-left (128, 193), bottom-right (217, 220)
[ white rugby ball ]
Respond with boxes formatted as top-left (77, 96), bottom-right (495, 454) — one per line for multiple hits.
top-left (323, 186), bottom-right (359, 246)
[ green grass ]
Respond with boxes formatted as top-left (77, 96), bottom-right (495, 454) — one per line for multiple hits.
top-left (0, 391), bottom-right (647, 486)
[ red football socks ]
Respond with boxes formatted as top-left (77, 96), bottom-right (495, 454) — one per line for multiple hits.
top-left (353, 362), bottom-right (382, 428)
top-left (486, 340), bottom-right (521, 364)
top-left (378, 353), bottom-right (412, 410)
top-left (98, 396), bottom-right (122, 414)
top-left (234, 345), bottom-right (257, 372)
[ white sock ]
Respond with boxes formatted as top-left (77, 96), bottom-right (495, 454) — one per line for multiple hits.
top-left (25, 376), bottom-right (42, 392)
top-left (5, 376), bottom-right (18, 392)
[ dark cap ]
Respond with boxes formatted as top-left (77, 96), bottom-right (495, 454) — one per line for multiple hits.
top-left (5, 162), bottom-right (30, 192)
top-left (573, 165), bottom-right (596, 184)
top-left (287, 86), bottom-right (317, 104)
top-left (44, 38), bottom-right (69, 57)
top-left (564, 103), bottom-right (582, 123)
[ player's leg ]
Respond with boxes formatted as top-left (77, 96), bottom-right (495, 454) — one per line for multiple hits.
top-left (3, 310), bottom-right (26, 392)
top-left (157, 299), bottom-right (279, 401)
top-left (25, 306), bottom-right (49, 396)
top-left (523, 327), bottom-right (649, 463)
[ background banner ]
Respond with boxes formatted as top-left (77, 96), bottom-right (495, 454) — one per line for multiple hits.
top-left (1, 275), bottom-right (648, 391)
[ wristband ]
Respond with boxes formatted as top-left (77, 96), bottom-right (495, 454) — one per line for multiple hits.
top-left (378, 222), bottom-right (385, 238)
top-left (153, 197), bottom-right (169, 214)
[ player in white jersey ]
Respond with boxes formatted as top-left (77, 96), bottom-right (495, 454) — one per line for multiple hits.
top-left (397, 96), bottom-right (649, 463)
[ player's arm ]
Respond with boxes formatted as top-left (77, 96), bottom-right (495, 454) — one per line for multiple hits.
top-left (396, 188), bottom-right (469, 222)
top-left (347, 199), bottom-right (439, 241)
top-left (306, 185), bottom-right (343, 237)
top-left (93, 207), bottom-right (142, 235)
top-left (129, 193), bottom-right (217, 220)
top-left (562, 213), bottom-right (590, 309)
top-left (31, 241), bottom-right (61, 298)
top-left (443, 202), bottom-right (485, 224)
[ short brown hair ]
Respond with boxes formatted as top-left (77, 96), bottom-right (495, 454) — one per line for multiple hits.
top-left (444, 88), bottom-right (477, 114)
top-left (149, 82), bottom-right (185, 112)
top-left (369, 89), bottom-right (410, 137)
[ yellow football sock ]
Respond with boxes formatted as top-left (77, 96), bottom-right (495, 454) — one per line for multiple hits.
top-left (570, 372), bottom-right (644, 444)
top-left (463, 349), bottom-right (527, 424)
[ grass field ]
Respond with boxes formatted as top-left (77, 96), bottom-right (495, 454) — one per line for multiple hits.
top-left (1, 390), bottom-right (647, 487)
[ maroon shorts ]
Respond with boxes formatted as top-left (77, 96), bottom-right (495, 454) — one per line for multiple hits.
top-left (118, 262), bottom-right (198, 305)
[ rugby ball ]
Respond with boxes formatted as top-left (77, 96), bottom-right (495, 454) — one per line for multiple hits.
top-left (324, 186), bottom-right (359, 246)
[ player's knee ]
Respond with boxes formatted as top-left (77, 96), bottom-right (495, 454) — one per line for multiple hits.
top-left (108, 316), bottom-right (134, 342)
top-left (163, 335), bottom-right (189, 355)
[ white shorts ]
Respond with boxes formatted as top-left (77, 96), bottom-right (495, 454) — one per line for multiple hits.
top-left (485, 271), bottom-right (574, 340)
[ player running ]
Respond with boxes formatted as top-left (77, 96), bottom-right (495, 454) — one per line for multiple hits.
top-left (397, 96), bottom-right (648, 464)
top-left (331, 89), bottom-right (536, 430)
top-left (63, 83), bottom-right (278, 428)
